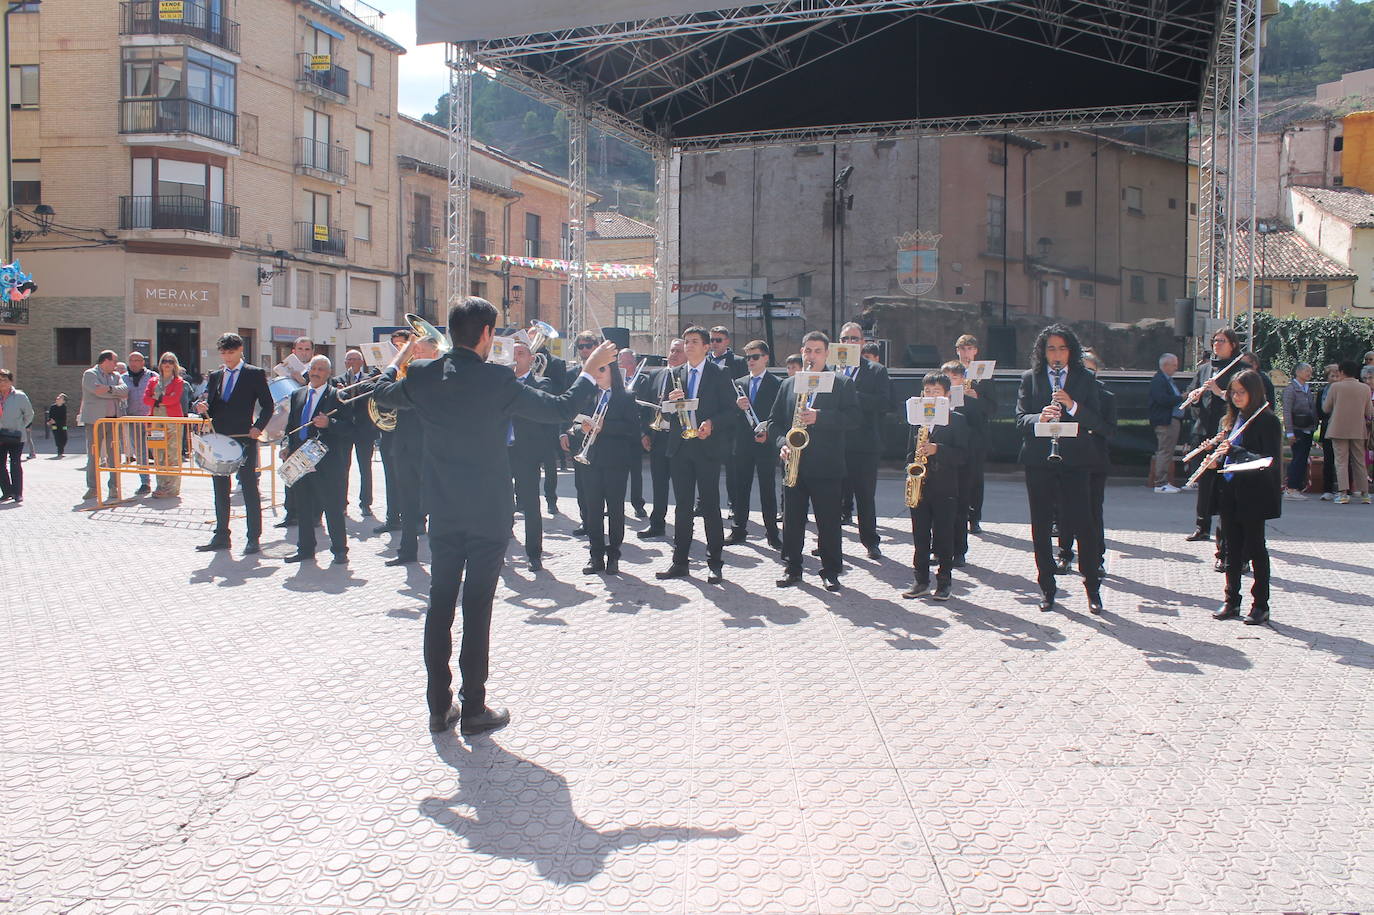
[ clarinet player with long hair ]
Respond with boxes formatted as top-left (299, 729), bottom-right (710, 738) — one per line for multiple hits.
top-left (1210, 369), bottom-right (1282, 626)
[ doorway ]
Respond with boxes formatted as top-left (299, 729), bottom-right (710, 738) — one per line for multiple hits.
top-left (238, 327), bottom-right (257, 367)
top-left (157, 321), bottom-right (200, 379)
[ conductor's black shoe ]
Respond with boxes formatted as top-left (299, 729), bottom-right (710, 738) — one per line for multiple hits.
top-left (385, 554), bottom-right (417, 567)
top-left (1242, 609), bottom-right (1270, 626)
top-left (583, 558), bottom-right (605, 575)
top-left (1039, 592), bottom-right (1056, 612)
top-left (968, 522), bottom-right (982, 534)
top-left (373, 522), bottom-right (398, 534)
top-left (766, 535), bottom-right (783, 550)
top-left (1086, 589), bottom-right (1104, 614)
top-left (1213, 603), bottom-right (1241, 620)
top-left (777, 572), bottom-right (803, 587)
top-left (460, 707), bottom-right (511, 737)
top-left (953, 555), bottom-right (968, 568)
top-left (821, 574), bottom-right (842, 592)
top-left (196, 537), bottom-right (230, 552)
top-left (283, 552), bottom-right (313, 563)
top-left (605, 556), bottom-right (619, 575)
top-left (810, 548), bottom-right (822, 557)
top-left (866, 546), bottom-right (883, 561)
top-left (1054, 554), bottom-right (1074, 575)
top-left (1185, 528), bottom-right (1211, 542)
top-left (547, 501), bottom-right (559, 515)
top-left (1213, 557), bottom-right (1226, 573)
top-left (243, 539), bottom-right (261, 555)
top-left (573, 526), bottom-right (587, 537)
top-left (528, 557), bottom-right (543, 572)
top-left (331, 552), bottom-right (348, 565)
top-left (274, 518), bottom-right (295, 529)
top-left (726, 529), bottom-right (748, 545)
top-left (637, 526), bottom-right (665, 539)
top-left (902, 580), bottom-right (929, 599)
top-left (428, 705), bottom-right (460, 734)
top-left (633, 504), bottom-right (647, 519)
top-left (932, 583), bottom-right (952, 601)
top-left (656, 564), bottom-right (689, 580)
top-left (707, 564), bottom-right (724, 585)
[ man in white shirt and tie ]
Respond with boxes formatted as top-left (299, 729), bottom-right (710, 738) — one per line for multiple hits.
top-left (283, 355), bottom-right (353, 563)
top-left (333, 349), bottom-right (379, 515)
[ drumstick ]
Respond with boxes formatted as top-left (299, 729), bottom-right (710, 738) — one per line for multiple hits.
top-left (284, 409), bottom-right (338, 439)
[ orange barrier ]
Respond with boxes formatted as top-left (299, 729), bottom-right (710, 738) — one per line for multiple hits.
top-left (88, 416), bottom-right (278, 510)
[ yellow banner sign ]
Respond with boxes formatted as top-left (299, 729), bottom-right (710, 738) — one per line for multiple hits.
top-left (158, 0), bottom-right (184, 20)
top-left (309, 54), bottom-right (332, 71)
top-left (312, 224), bottom-right (329, 242)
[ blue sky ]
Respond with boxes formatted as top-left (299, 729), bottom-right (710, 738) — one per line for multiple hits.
top-left (366, 0), bottom-right (446, 117)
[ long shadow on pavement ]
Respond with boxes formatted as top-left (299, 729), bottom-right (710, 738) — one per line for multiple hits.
top-left (189, 551), bottom-right (280, 588)
top-left (422, 734), bottom-right (738, 885)
top-left (1265, 620), bottom-right (1374, 670)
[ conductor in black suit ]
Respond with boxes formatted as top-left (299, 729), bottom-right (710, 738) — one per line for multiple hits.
top-left (371, 297), bottom-right (616, 738)
top-left (1016, 324), bottom-right (1105, 614)
top-left (194, 333), bottom-right (274, 555)
top-left (770, 331), bottom-right (860, 592)
top-left (507, 341), bottom-right (556, 571)
top-left (727, 339), bottom-right (781, 548)
top-left (283, 356), bottom-right (353, 564)
top-left (656, 326), bottom-right (733, 585)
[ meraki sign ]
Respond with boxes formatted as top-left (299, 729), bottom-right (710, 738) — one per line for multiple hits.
top-left (134, 279), bottom-right (221, 317)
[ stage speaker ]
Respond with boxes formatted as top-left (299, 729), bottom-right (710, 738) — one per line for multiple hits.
top-left (985, 324), bottom-right (1017, 367)
top-left (600, 326), bottom-right (631, 350)
top-left (1174, 298), bottom-right (1196, 338)
top-left (904, 344), bottom-right (939, 368)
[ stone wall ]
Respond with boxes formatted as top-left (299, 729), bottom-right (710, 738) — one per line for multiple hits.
top-left (17, 296), bottom-right (127, 422)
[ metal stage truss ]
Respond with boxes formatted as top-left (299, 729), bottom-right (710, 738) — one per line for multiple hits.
top-left (434, 0), bottom-right (1260, 350)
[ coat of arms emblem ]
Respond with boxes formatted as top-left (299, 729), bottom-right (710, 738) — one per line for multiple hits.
top-left (897, 230), bottom-right (941, 296)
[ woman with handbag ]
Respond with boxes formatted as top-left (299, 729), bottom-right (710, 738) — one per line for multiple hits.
top-left (0, 368), bottom-right (35, 504)
top-left (144, 352), bottom-right (187, 497)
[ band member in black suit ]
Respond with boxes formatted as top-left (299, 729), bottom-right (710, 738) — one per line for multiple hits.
top-left (283, 356), bottom-right (353, 563)
top-left (1057, 351), bottom-right (1116, 577)
top-left (507, 342), bottom-right (555, 571)
top-left (956, 334), bottom-right (997, 533)
top-left (386, 337), bottom-right (439, 566)
top-left (837, 322), bottom-right (891, 559)
top-left (575, 360), bottom-right (640, 575)
top-left (371, 297), bottom-right (616, 737)
top-left (708, 326), bottom-right (748, 521)
top-left (657, 326), bottom-right (732, 584)
top-left (333, 349), bottom-right (380, 515)
top-left (618, 349), bottom-right (649, 518)
top-left (902, 373), bottom-right (969, 601)
top-left (1017, 324), bottom-right (1105, 613)
top-left (194, 333), bottom-right (274, 554)
top-left (1184, 328), bottom-right (1244, 567)
top-left (727, 339), bottom-right (781, 548)
top-left (771, 331), bottom-right (860, 592)
top-left (637, 338), bottom-right (686, 540)
top-left (1209, 369), bottom-right (1282, 625)
top-left (942, 361), bottom-right (982, 566)
top-left (375, 329), bottom-right (411, 534)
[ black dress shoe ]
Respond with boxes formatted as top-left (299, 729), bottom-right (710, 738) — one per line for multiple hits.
top-left (274, 518), bottom-right (296, 529)
top-left (547, 502), bottom-right (560, 516)
top-left (968, 522), bottom-right (982, 534)
top-left (460, 706), bottom-right (511, 737)
top-left (428, 705), bottom-right (461, 734)
top-left (866, 546), bottom-right (883, 561)
top-left (583, 558), bottom-right (605, 575)
top-left (243, 540), bottom-right (261, 555)
top-left (953, 555), bottom-right (968, 569)
top-left (1213, 604), bottom-right (1241, 620)
top-left (1039, 592), bottom-right (1056, 612)
top-left (777, 572), bottom-right (803, 588)
top-left (840, 514), bottom-right (853, 526)
top-left (331, 553), bottom-right (348, 565)
top-left (572, 526), bottom-right (587, 537)
top-left (726, 529), bottom-right (748, 545)
top-left (656, 564), bottom-right (689, 579)
top-left (284, 552), bottom-right (313, 563)
top-left (902, 580), bottom-right (929, 599)
top-left (766, 536), bottom-right (783, 551)
top-left (821, 574), bottom-right (842, 592)
top-left (528, 557), bottom-right (543, 572)
top-left (707, 565), bottom-right (724, 585)
top-left (1213, 557), bottom-right (1226, 573)
top-left (810, 548), bottom-right (822, 557)
top-left (385, 555), bottom-right (417, 567)
top-left (1242, 609), bottom-right (1270, 626)
top-left (359, 505), bottom-right (373, 516)
top-left (633, 504), bottom-right (647, 519)
top-left (1054, 555), bottom-right (1074, 575)
top-left (605, 556), bottom-right (619, 575)
top-left (637, 526), bottom-right (665, 540)
top-left (1086, 589), bottom-right (1104, 614)
top-left (1185, 528), bottom-right (1211, 542)
top-left (932, 583), bottom-right (952, 601)
top-left (196, 538), bottom-right (230, 552)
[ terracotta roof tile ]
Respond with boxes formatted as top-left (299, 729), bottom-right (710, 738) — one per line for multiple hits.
top-left (1294, 186), bottom-right (1374, 227)
top-left (1235, 226), bottom-right (1357, 280)
top-left (590, 211), bottom-right (655, 239)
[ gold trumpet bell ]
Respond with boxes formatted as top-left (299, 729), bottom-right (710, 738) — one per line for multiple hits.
top-left (404, 313), bottom-right (453, 355)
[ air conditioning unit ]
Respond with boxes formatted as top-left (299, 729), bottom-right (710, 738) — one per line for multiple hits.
top-left (335, 307), bottom-right (352, 330)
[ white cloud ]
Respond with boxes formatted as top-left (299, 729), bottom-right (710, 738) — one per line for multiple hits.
top-left (367, 0), bottom-right (448, 118)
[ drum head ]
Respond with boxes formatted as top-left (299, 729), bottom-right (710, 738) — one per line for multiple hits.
top-left (260, 399), bottom-right (290, 443)
top-left (268, 377), bottom-right (302, 404)
top-left (191, 432), bottom-right (245, 475)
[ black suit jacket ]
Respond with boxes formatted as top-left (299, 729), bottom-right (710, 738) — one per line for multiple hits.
top-left (1015, 365), bottom-right (1104, 467)
top-left (203, 363), bottom-right (273, 437)
top-left (843, 360), bottom-right (892, 454)
top-left (332, 369), bottom-right (381, 441)
top-left (768, 371), bottom-right (860, 479)
top-left (954, 388), bottom-right (987, 449)
top-left (914, 411), bottom-right (970, 492)
top-left (284, 384), bottom-right (353, 475)
top-left (508, 373), bottom-right (557, 462)
top-left (371, 347), bottom-right (595, 537)
top-left (581, 386), bottom-right (641, 468)
top-left (1216, 408), bottom-right (1283, 522)
top-left (710, 350), bottom-right (748, 383)
top-left (666, 360), bottom-right (733, 460)
top-left (1084, 382), bottom-right (1117, 472)
top-left (731, 371), bottom-right (781, 451)
top-left (1187, 357), bottom-right (1245, 439)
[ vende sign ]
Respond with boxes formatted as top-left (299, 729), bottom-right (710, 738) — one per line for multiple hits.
top-left (133, 279), bottom-right (221, 316)
top-left (672, 276), bottom-right (767, 316)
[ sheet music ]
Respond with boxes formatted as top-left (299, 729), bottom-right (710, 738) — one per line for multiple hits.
top-left (794, 371), bottom-right (836, 395)
top-left (967, 360), bottom-right (996, 381)
top-left (906, 396), bottom-right (950, 427)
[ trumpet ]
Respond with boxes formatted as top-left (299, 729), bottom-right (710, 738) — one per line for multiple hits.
top-left (905, 425), bottom-right (930, 508)
top-left (574, 391), bottom-right (613, 465)
top-left (674, 374), bottom-right (699, 439)
top-left (783, 392), bottom-right (810, 488)
top-left (526, 319), bottom-right (559, 379)
top-left (370, 313), bottom-right (452, 432)
top-left (734, 380), bottom-right (761, 431)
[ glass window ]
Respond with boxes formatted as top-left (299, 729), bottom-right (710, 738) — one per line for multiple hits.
top-left (349, 277), bottom-right (379, 315)
top-left (983, 269), bottom-right (1000, 302)
top-left (1157, 277), bottom-right (1168, 303)
top-left (318, 273), bottom-right (334, 311)
top-left (56, 328), bottom-right (92, 365)
top-left (1304, 283), bottom-right (1327, 308)
top-left (1129, 275), bottom-right (1145, 302)
top-left (614, 292), bottom-right (651, 331)
top-left (985, 195), bottom-right (1005, 252)
top-left (1125, 186), bottom-right (1143, 214)
top-left (296, 269), bottom-right (313, 310)
top-left (10, 65), bottom-right (38, 108)
top-left (354, 203), bottom-right (371, 241)
top-left (12, 160), bottom-right (39, 205)
top-left (121, 46), bottom-right (234, 112)
top-left (354, 127), bottom-right (371, 165)
top-left (1257, 284), bottom-right (1273, 309)
top-left (1064, 190), bottom-right (1082, 207)
top-left (357, 50), bottom-right (373, 87)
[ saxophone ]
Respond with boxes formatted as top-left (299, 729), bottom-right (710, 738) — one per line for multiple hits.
top-left (783, 392), bottom-right (810, 488)
top-left (905, 425), bottom-right (930, 508)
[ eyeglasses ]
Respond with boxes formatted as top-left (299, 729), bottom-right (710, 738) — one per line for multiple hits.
top-left (839, 336), bottom-right (861, 343)
top-left (710, 337), bottom-right (727, 344)
top-left (745, 353), bottom-right (766, 361)
top-left (576, 342), bottom-right (596, 350)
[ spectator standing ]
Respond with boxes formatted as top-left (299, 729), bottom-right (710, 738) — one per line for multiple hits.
top-left (145, 352), bottom-right (187, 497)
top-left (80, 350), bottom-right (129, 500)
top-left (47, 393), bottom-right (69, 457)
top-left (1315, 364), bottom-right (1340, 500)
top-left (123, 351), bottom-right (157, 494)
top-left (1148, 352), bottom-right (1184, 492)
top-left (1281, 363), bottom-right (1318, 500)
top-left (1240, 351), bottom-right (1275, 404)
top-left (0, 369), bottom-right (34, 503)
top-left (1322, 360), bottom-right (1374, 504)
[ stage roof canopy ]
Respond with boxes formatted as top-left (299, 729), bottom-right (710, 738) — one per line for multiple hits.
top-left (417, 0), bottom-right (1225, 149)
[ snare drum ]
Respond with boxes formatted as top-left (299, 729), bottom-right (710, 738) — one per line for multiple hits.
top-left (269, 376), bottom-right (302, 404)
top-left (280, 438), bottom-right (328, 487)
top-left (190, 432), bottom-right (245, 476)
top-left (260, 398), bottom-right (291, 443)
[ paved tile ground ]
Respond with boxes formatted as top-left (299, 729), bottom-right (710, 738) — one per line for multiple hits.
top-left (3, 443), bottom-right (1372, 913)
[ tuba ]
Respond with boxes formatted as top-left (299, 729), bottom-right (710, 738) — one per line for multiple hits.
top-left (905, 425), bottom-right (930, 508)
top-left (526, 320), bottom-right (560, 379)
top-left (369, 313), bottom-right (452, 432)
top-left (783, 392), bottom-right (810, 488)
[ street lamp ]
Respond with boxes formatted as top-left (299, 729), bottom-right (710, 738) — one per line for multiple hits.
top-left (256, 249), bottom-right (291, 286)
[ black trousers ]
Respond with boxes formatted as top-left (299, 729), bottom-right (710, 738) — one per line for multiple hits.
top-left (723, 449), bottom-right (739, 518)
top-left (510, 450), bottom-right (544, 559)
top-left (0, 441), bottom-right (22, 498)
top-left (396, 456), bottom-right (425, 558)
top-left (782, 475), bottom-right (842, 577)
top-left (647, 435), bottom-right (671, 527)
top-left (1057, 471), bottom-right (1106, 561)
top-left (378, 432), bottom-right (400, 525)
top-left (1320, 435), bottom-right (1337, 493)
top-left (341, 436), bottom-right (375, 509)
top-left (583, 463), bottom-right (629, 558)
top-left (212, 443), bottom-right (262, 540)
top-left (1025, 466), bottom-right (1101, 595)
top-left (670, 449), bottom-right (724, 566)
top-left (1194, 465), bottom-right (1218, 531)
top-left (573, 461), bottom-right (589, 527)
top-left (968, 447), bottom-right (987, 523)
top-left (53, 429), bottom-right (68, 456)
top-left (544, 441), bottom-right (560, 505)
top-left (1221, 512), bottom-right (1270, 611)
top-left (426, 528), bottom-right (506, 716)
top-left (628, 449), bottom-right (645, 509)
top-left (293, 467), bottom-right (347, 557)
top-left (910, 490), bottom-right (957, 586)
top-left (843, 451), bottom-right (881, 548)
top-left (731, 442), bottom-right (779, 537)
top-left (954, 464), bottom-right (973, 559)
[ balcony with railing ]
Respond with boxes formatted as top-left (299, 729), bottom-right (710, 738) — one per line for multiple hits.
top-left (295, 221), bottom-right (346, 258)
top-left (295, 138), bottom-right (350, 182)
top-left (412, 297), bottom-right (438, 322)
top-left (119, 0), bottom-right (240, 53)
top-left (471, 234), bottom-right (494, 255)
top-left (120, 98), bottom-right (237, 148)
top-left (411, 222), bottom-right (439, 253)
top-left (0, 301), bottom-right (29, 325)
top-left (297, 52), bottom-right (349, 102)
top-left (118, 195), bottom-right (240, 243)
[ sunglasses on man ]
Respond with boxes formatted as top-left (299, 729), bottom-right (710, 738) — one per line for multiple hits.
top-left (576, 342), bottom-right (597, 350)
top-left (745, 353), bottom-right (767, 361)
top-left (840, 336), bottom-right (861, 343)
top-left (710, 337), bottom-right (727, 344)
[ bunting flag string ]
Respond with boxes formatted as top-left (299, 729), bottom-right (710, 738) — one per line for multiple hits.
top-left (470, 251), bottom-right (655, 280)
